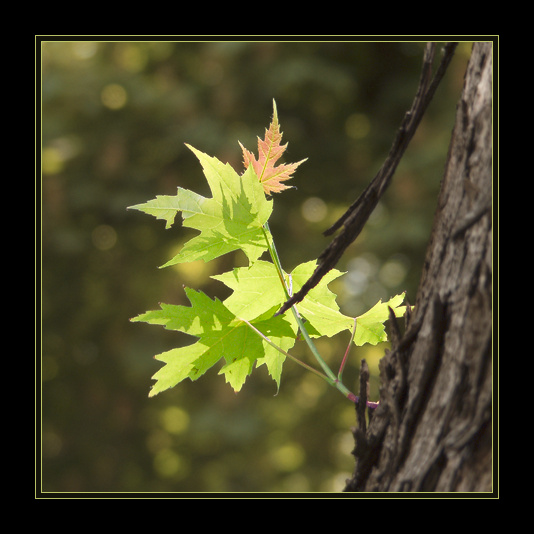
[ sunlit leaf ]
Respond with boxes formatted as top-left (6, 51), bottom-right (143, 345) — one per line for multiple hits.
top-left (129, 145), bottom-right (272, 266)
top-left (239, 100), bottom-right (306, 194)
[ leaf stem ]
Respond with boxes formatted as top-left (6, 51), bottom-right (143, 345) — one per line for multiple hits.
top-left (262, 222), bottom-right (357, 402)
top-left (261, 223), bottom-right (291, 300)
top-left (238, 317), bottom-right (332, 384)
top-left (338, 317), bottom-right (357, 382)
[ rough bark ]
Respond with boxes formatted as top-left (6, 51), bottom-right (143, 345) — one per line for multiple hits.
top-left (344, 42), bottom-right (493, 493)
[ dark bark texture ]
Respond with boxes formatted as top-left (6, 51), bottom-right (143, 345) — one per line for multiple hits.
top-left (344, 42), bottom-right (493, 493)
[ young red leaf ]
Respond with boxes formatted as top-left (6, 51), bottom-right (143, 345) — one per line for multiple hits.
top-left (239, 100), bottom-right (306, 194)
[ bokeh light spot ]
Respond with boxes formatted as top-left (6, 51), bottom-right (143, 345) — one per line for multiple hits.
top-left (301, 197), bottom-right (327, 223)
top-left (101, 83), bottom-right (128, 110)
top-left (42, 147), bottom-right (64, 175)
top-left (345, 113), bottom-right (371, 140)
top-left (160, 406), bottom-right (190, 435)
top-left (91, 224), bottom-right (117, 251)
top-left (378, 254), bottom-right (410, 288)
top-left (153, 449), bottom-right (185, 479)
top-left (269, 442), bottom-right (306, 472)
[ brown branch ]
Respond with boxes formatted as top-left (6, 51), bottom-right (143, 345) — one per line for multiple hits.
top-left (357, 359), bottom-right (370, 433)
top-left (277, 42), bottom-right (458, 316)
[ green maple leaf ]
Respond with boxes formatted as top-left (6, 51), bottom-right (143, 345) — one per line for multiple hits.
top-left (212, 259), bottom-right (354, 337)
top-left (286, 261), bottom-right (354, 337)
top-left (128, 144), bottom-right (273, 266)
top-left (131, 287), bottom-right (294, 396)
top-left (213, 260), bottom-right (405, 345)
top-left (132, 261), bottom-right (405, 397)
top-left (128, 105), bottom-right (408, 401)
top-left (211, 260), bottom-right (285, 322)
top-left (353, 293), bottom-right (406, 345)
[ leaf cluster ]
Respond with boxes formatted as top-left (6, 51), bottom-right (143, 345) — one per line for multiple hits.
top-left (129, 103), bottom-right (405, 398)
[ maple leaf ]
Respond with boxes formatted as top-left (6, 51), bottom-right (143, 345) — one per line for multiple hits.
top-left (128, 107), bottom-right (407, 400)
top-left (353, 293), bottom-right (406, 346)
top-left (131, 287), bottom-right (295, 395)
top-left (239, 100), bottom-right (307, 194)
top-left (212, 259), bottom-right (353, 337)
top-left (213, 260), bottom-right (406, 345)
top-left (132, 263), bottom-right (405, 397)
top-left (128, 144), bottom-right (272, 266)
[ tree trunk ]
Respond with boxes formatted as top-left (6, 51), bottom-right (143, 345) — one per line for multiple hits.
top-left (344, 42), bottom-right (493, 493)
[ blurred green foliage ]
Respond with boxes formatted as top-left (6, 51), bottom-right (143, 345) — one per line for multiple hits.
top-left (40, 40), bottom-right (472, 493)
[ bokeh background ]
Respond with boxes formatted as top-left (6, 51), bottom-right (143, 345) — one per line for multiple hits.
top-left (40, 40), bottom-right (473, 493)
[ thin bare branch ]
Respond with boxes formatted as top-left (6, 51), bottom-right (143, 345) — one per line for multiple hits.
top-left (277, 42), bottom-right (458, 316)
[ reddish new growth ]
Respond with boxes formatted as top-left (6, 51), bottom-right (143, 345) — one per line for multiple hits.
top-left (239, 100), bottom-right (307, 195)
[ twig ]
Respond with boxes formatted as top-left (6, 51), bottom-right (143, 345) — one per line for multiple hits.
top-left (337, 317), bottom-right (357, 382)
top-left (238, 316), bottom-right (329, 382)
top-left (277, 42), bottom-right (458, 315)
